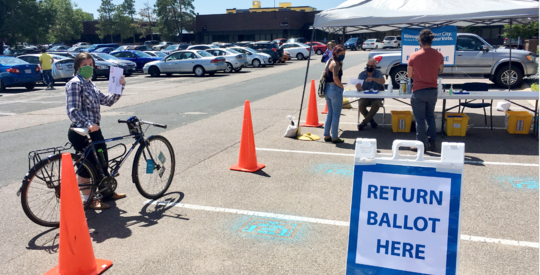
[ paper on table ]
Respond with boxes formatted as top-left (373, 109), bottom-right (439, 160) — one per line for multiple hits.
top-left (348, 78), bottom-right (364, 86)
top-left (108, 67), bottom-right (124, 95)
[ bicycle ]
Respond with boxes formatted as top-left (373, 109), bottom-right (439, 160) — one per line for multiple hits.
top-left (18, 116), bottom-right (176, 227)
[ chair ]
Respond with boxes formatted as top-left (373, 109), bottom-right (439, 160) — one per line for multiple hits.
top-left (458, 82), bottom-right (492, 130)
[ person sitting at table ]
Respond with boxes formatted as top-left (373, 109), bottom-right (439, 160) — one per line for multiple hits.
top-left (355, 58), bottom-right (386, 130)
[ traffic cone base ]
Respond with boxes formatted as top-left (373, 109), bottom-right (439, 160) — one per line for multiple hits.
top-left (301, 121), bottom-right (323, 127)
top-left (321, 103), bottom-right (328, 114)
top-left (302, 79), bottom-right (323, 127)
top-left (44, 259), bottom-right (113, 275)
top-left (230, 163), bottom-right (266, 172)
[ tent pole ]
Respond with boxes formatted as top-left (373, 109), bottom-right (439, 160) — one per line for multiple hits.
top-left (508, 19), bottom-right (512, 92)
top-left (295, 27), bottom-right (317, 136)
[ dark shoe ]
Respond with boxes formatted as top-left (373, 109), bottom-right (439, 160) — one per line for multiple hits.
top-left (110, 192), bottom-right (127, 200)
top-left (332, 138), bottom-right (345, 144)
top-left (88, 200), bottom-right (110, 210)
top-left (357, 124), bottom-right (365, 131)
top-left (428, 140), bottom-right (437, 152)
top-left (370, 120), bottom-right (378, 129)
top-left (324, 137), bottom-right (332, 142)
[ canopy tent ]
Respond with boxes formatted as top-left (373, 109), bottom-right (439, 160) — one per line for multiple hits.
top-left (295, 0), bottom-right (539, 135)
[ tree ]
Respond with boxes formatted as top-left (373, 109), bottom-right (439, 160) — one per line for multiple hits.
top-left (47, 0), bottom-right (90, 43)
top-left (503, 22), bottom-right (539, 41)
top-left (96, 0), bottom-right (116, 43)
top-left (122, 0), bottom-right (137, 43)
top-left (138, 1), bottom-right (157, 41)
top-left (155, 0), bottom-right (195, 42)
top-left (114, 4), bottom-right (137, 44)
top-left (0, 0), bottom-right (55, 46)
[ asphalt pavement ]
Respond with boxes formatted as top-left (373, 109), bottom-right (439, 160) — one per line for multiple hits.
top-left (0, 51), bottom-right (537, 274)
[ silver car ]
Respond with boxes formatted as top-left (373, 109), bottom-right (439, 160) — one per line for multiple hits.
top-left (227, 46), bottom-right (273, 67)
top-left (205, 48), bottom-right (248, 73)
top-left (17, 54), bottom-right (74, 83)
top-left (90, 53), bottom-right (137, 76)
top-left (143, 50), bottom-right (227, 77)
top-left (144, 51), bottom-right (169, 58)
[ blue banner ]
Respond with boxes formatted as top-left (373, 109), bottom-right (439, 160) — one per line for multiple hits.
top-left (401, 26), bottom-right (457, 66)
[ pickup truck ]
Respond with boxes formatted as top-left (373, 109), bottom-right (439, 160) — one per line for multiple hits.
top-left (369, 33), bottom-right (538, 89)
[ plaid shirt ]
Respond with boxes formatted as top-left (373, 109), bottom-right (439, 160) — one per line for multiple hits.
top-left (66, 74), bottom-right (122, 128)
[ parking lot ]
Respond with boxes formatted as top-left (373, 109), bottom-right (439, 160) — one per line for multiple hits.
top-left (0, 50), bottom-right (537, 274)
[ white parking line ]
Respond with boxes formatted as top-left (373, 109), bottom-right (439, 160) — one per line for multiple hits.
top-left (145, 200), bottom-right (538, 248)
top-left (255, 148), bottom-right (539, 167)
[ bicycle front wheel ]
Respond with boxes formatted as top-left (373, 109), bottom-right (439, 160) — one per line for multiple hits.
top-left (20, 153), bottom-right (97, 227)
top-left (133, 135), bottom-right (175, 199)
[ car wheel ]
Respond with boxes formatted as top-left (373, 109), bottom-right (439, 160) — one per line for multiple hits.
top-left (268, 59), bottom-right (274, 65)
top-left (234, 68), bottom-right (242, 72)
top-left (166, 73), bottom-right (172, 77)
top-left (208, 72), bottom-right (216, 76)
top-left (252, 59), bottom-right (261, 68)
top-left (224, 62), bottom-right (233, 73)
top-left (297, 53), bottom-right (304, 60)
top-left (194, 66), bottom-right (205, 77)
top-left (125, 73), bottom-right (132, 77)
top-left (494, 65), bottom-right (524, 89)
top-left (25, 82), bottom-right (36, 90)
top-left (390, 66), bottom-right (408, 88)
top-left (149, 66), bottom-right (161, 77)
top-left (0, 79), bottom-right (5, 92)
top-left (316, 49), bottom-right (322, 55)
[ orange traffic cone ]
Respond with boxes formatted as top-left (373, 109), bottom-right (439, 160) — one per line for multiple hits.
top-left (45, 153), bottom-right (112, 275)
top-left (230, 101), bottom-right (265, 172)
top-left (301, 79), bottom-right (323, 127)
top-left (321, 103), bottom-right (328, 114)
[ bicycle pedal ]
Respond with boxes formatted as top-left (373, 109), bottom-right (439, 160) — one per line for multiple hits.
top-left (113, 173), bottom-right (120, 178)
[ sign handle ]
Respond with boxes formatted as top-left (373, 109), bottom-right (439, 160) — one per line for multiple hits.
top-left (391, 140), bottom-right (424, 161)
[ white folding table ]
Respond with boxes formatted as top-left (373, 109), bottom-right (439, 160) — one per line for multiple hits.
top-left (343, 90), bottom-right (539, 137)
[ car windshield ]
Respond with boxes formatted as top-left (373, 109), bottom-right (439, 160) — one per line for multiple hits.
top-left (133, 51), bottom-right (152, 58)
top-left (226, 49), bottom-right (240, 54)
top-left (384, 37), bottom-right (396, 40)
top-left (297, 43), bottom-right (309, 47)
top-left (91, 54), bottom-right (105, 61)
top-left (87, 45), bottom-right (97, 50)
top-left (0, 57), bottom-right (29, 65)
top-left (347, 38), bottom-right (358, 42)
top-left (153, 51), bottom-right (168, 57)
top-left (96, 53), bottom-right (119, 60)
top-left (67, 47), bottom-right (78, 51)
top-left (165, 45), bottom-right (177, 50)
top-left (197, 51), bottom-right (213, 57)
top-left (366, 39), bottom-right (376, 42)
top-left (243, 47), bottom-right (258, 54)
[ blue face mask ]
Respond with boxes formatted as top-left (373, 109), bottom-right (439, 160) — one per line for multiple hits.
top-left (338, 55), bottom-right (345, 61)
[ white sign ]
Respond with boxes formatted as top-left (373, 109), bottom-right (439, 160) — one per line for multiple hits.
top-left (108, 67), bottom-right (124, 95)
top-left (402, 45), bottom-right (456, 66)
top-left (356, 172), bottom-right (451, 275)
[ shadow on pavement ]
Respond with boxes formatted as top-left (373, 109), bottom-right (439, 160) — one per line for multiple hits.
top-left (26, 227), bottom-right (59, 254)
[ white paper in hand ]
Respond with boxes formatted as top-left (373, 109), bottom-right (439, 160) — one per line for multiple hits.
top-left (108, 67), bottom-right (124, 95)
top-left (348, 78), bottom-right (364, 86)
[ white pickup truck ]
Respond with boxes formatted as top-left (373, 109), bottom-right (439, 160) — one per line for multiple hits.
top-left (369, 33), bottom-right (538, 89)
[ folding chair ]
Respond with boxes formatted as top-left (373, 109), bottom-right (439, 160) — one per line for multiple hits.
top-left (458, 82), bottom-right (492, 130)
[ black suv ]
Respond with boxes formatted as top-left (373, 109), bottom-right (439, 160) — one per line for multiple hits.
top-left (248, 42), bottom-right (282, 63)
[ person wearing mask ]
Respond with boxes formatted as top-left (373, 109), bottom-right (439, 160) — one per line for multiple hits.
top-left (66, 52), bottom-right (126, 210)
top-left (407, 29), bottom-right (444, 152)
top-left (39, 49), bottom-right (54, 89)
top-left (321, 42), bottom-right (335, 63)
top-left (323, 45), bottom-right (346, 144)
top-left (355, 58), bottom-right (385, 130)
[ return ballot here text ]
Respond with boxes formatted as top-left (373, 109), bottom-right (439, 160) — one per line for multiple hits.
top-left (355, 171), bottom-right (452, 275)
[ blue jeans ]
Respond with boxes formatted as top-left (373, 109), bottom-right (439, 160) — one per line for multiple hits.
top-left (323, 84), bottom-right (344, 139)
top-left (411, 88), bottom-right (438, 144)
top-left (42, 70), bottom-right (53, 86)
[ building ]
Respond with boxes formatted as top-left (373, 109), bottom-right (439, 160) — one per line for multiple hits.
top-left (226, 1), bottom-right (316, 14)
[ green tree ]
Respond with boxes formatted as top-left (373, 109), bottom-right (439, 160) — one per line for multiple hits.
top-left (96, 0), bottom-right (116, 43)
top-left (503, 22), bottom-right (539, 40)
top-left (155, 0), bottom-right (195, 42)
top-left (114, 4), bottom-right (137, 44)
top-left (138, 1), bottom-right (157, 41)
top-left (122, 0), bottom-right (137, 44)
top-left (46, 0), bottom-right (90, 43)
top-left (0, 0), bottom-right (55, 46)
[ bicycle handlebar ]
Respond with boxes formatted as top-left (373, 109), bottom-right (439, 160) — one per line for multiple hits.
top-left (118, 119), bottom-right (167, 129)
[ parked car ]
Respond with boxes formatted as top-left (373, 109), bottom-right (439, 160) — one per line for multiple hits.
top-left (235, 41), bottom-right (255, 47)
top-left (280, 43), bottom-right (311, 60)
top-left (0, 56), bottom-right (42, 91)
top-left (205, 48), bottom-right (248, 73)
top-left (144, 40), bottom-right (160, 47)
top-left (344, 37), bottom-right (364, 51)
top-left (74, 42), bottom-right (90, 47)
top-left (3, 47), bottom-right (40, 56)
top-left (49, 45), bottom-right (70, 52)
top-left (369, 33), bottom-right (538, 89)
top-left (109, 50), bottom-right (163, 71)
top-left (248, 42), bottom-right (282, 63)
top-left (162, 44), bottom-right (190, 54)
top-left (144, 51), bottom-right (169, 58)
top-left (66, 46), bottom-right (87, 52)
top-left (143, 50), bottom-right (227, 77)
top-left (48, 51), bottom-right (77, 58)
top-left (187, 45), bottom-right (217, 50)
top-left (213, 43), bottom-right (234, 48)
top-left (272, 38), bottom-right (288, 46)
top-left (153, 41), bottom-right (175, 51)
top-left (306, 41), bottom-right (328, 55)
top-left (228, 46), bottom-right (272, 67)
top-left (127, 45), bottom-right (152, 51)
top-left (90, 53), bottom-right (137, 76)
top-left (17, 54), bottom-right (75, 85)
top-left (85, 43), bottom-right (120, 52)
top-left (383, 36), bottom-right (401, 49)
top-left (503, 38), bottom-right (524, 48)
top-left (362, 39), bottom-right (383, 50)
top-left (287, 38), bottom-right (306, 44)
top-left (94, 47), bottom-right (116, 54)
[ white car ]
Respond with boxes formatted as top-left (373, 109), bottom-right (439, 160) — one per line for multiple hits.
top-left (280, 43), bottom-right (311, 60)
top-left (17, 54), bottom-right (75, 83)
top-left (362, 39), bottom-right (383, 50)
top-left (143, 50), bottom-right (227, 77)
top-left (205, 48), bottom-right (248, 73)
top-left (383, 36), bottom-right (401, 49)
top-left (74, 42), bottom-right (90, 48)
top-left (227, 46), bottom-right (272, 68)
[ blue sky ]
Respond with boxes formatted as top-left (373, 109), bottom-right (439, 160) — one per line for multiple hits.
top-left (72, 0), bottom-right (337, 19)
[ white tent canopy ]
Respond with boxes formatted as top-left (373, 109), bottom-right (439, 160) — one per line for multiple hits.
top-left (314, 0), bottom-right (539, 33)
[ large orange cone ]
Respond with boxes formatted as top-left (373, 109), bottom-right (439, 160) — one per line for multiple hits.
top-left (301, 79), bottom-right (323, 127)
top-left (321, 103), bottom-right (328, 114)
top-left (45, 153), bottom-right (112, 275)
top-left (230, 101), bottom-right (265, 172)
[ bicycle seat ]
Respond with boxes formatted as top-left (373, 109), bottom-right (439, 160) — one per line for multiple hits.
top-left (71, 128), bottom-right (90, 136)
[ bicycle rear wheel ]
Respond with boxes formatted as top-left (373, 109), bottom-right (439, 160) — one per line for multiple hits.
top-left (20, 153), bottom-right (97, 227)
top-left (133, 135), bottom-right (175, 199)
